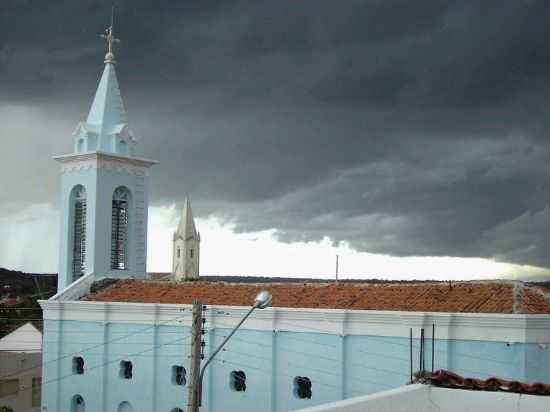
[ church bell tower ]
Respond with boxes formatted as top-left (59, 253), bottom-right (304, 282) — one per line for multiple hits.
top-left (54, 23), bottom-right (157, 292)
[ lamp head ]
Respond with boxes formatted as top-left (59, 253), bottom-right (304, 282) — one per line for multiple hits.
top-left (254, 290), bottom-right (272, 309)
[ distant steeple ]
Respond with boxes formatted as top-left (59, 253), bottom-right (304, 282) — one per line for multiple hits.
top-left (177, 198), bottom-right (200, 241)
top-left (173, 198), bottom-right (201, 281)
top-left (72, 13), bottom-right (136, 156)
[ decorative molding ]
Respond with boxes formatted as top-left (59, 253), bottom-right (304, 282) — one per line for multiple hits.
top-left (39, 296), bottom-right (550, 343)
top-left (53, 151), bottom-right (158, 175)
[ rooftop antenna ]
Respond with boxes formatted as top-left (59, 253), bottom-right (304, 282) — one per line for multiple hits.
top-left (335, 254), bottom-right (339, 283)
top-left (100, 5), bottom-right (120, 64)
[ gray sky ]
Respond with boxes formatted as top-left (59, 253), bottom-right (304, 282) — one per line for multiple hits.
top-left (1, 1), bottom-right (550, 274)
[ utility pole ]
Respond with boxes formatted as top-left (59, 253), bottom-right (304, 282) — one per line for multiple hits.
top-left (188, 301), bottom-right (203, 412)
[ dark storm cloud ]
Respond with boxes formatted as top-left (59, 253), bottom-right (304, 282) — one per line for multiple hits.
top-left (2, 0), bottom-right (550, 268)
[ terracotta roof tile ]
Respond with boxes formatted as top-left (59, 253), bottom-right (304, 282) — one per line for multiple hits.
top-left (82, 280), bottom-right (550, 314)
top-left (426, 369), bottom-right (550, 395)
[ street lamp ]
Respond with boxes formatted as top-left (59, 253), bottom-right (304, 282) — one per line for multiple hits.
top-left (197, 290), bottom-right (272, 408)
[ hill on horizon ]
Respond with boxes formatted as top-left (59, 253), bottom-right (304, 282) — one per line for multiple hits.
top-left (0, 268), bottom-right (57, 338)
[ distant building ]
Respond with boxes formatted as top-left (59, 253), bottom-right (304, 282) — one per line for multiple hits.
top-left (172, 198), bottom-right (200, 281)
top-left (0, 323), bottom-right (42, 412)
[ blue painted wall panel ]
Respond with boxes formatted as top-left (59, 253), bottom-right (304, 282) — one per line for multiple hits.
top-left (41, 320), bottom-right (550, 412)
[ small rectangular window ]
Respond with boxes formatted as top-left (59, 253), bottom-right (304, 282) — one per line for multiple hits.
top-left (0, 379), bottom-right (19, 398)
top-left (190, 249), bottom-right (194, 258)
top-left (172, 365), bottom-right (186, 386)
top-left (294, 376), bottom-right (312, 399)
top-left (32, 377), bottom-right (41, 407)
top-left (120, 360), bottom-right (133, 379)
top-left (72, 356), bottom-right (84, 374)
top-left (231, 370), bottom-right (246, 392)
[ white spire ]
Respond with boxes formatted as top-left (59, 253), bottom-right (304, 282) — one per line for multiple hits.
top-left (86, 63), bottom-right (127, 131)
top-left (177, 198), bottom-right (199, 240)
top-left (87, 14), bottom-right (126, 134)
top-left (75, 13), bottom-right (135, 155)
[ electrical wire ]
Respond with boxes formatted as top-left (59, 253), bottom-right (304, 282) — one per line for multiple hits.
top-left (209, 329), bottom-right (409, 381)
top-left (11, 334), bottom-right (192, 400)
top-left (0, 311), bottom-right (192, 380)
top-left (211, 317), bottom-right (522, 377)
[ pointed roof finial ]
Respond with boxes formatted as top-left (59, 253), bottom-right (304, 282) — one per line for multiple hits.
top-left (177, 198), bottom-right (200, 241)
top-left (100, 6), bottom-right (120, 64)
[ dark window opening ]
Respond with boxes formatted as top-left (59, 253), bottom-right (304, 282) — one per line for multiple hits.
top-left (177, 247), bottom-right (181, 258)
top-left (230, 370), bottom-right (246, 392)
top-left (294, 376), bottom-right (312, 399)
top-left (120, 361), bottom-right (133, 379)
top-left (71, 394), bottom-right (85, 412)
top-left (72, 187), bottom-right (87, 281)
top-left (190, 248), bottom-right (194, 259)
top-left (72, 357), bottom-right (84, 375)
top-left (111, 187), bottom-right (129, 270)
top-left (172, 365), bottom-right (186, 386)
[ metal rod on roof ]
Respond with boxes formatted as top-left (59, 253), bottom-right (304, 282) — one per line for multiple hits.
top-left (335, 255), bottom-right (339, 283)
top-left (409, 328), bottom-right (413, 383)
top-left (432, 323), bottom-right (435, 373)
top-left (423, 328), bottom-right (426, 372)
top-left (418, 328), bottom-right (424, 372)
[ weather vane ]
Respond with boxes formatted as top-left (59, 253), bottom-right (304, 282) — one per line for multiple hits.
top-left (100, 6), bottom-right (120, 64)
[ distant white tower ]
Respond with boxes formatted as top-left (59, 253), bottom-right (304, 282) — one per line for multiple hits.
top-left (172, 198), bottom-right (200, 280)
top-left (54, 21), bottom-right (157, 292)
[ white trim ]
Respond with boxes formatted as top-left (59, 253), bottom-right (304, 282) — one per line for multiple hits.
top-left (48, 272), bottom-right (96, 301)
top-left (53, 151), bottom-right (157, 175)
top-left (292, 384), bottom-right (428, 412)
top-left (38, 298), bottom-right (550, 343)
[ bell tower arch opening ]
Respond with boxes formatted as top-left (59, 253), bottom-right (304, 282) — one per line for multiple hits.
top-left (69, 185), bottom-right (87, 282)
top-left (111, 186), bottom-right (131, 271)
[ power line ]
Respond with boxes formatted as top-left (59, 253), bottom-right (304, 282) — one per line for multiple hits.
top-left (12, 334), bottom-right (192, 400)
top-left (212, 318), bottom-right (413, 363)
top-left (209, 329), bottom-right (409, 380)
top-left (211, 317), bottom-right (521, 375)
top-left (0, 311), bottom-right (192, 380)
top-left (211, 357), bottom-right (390, 397)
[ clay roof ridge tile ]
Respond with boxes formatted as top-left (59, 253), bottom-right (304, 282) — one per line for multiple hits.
top-left (525, 283), bottom-right (550, 303)
top-left (512, 281), bottom-right (525, 314)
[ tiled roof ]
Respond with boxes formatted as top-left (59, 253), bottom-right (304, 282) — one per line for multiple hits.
top-left (427, 369), bottom-right (550, 396)
top-left (83, 279), bottom-right (550, 314)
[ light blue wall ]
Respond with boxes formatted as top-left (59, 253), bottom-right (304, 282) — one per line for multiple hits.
top-left (41, 319), bottom-right (550, 412)
top-left (57, 164), bottom-right (149, 291)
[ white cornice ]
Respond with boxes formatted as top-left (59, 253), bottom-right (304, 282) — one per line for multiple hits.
top-left (53, 151), bottom-right (158, 167)
top-left (53, 151), bottom-right (157, 175)
top-left (38, 299), bottom-right (550, 343)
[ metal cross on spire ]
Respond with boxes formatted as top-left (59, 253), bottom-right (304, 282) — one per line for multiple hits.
top-left (100, 6), bottom-right (120, 64)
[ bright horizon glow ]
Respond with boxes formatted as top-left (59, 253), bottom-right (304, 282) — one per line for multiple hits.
top-left (148, 205), bottom-right (550, 281)
top-left (1, 203), bottom-right (549, 281)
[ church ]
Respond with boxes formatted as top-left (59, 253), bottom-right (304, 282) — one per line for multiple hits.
top-left (39, 22), bottom-right (550, 412)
